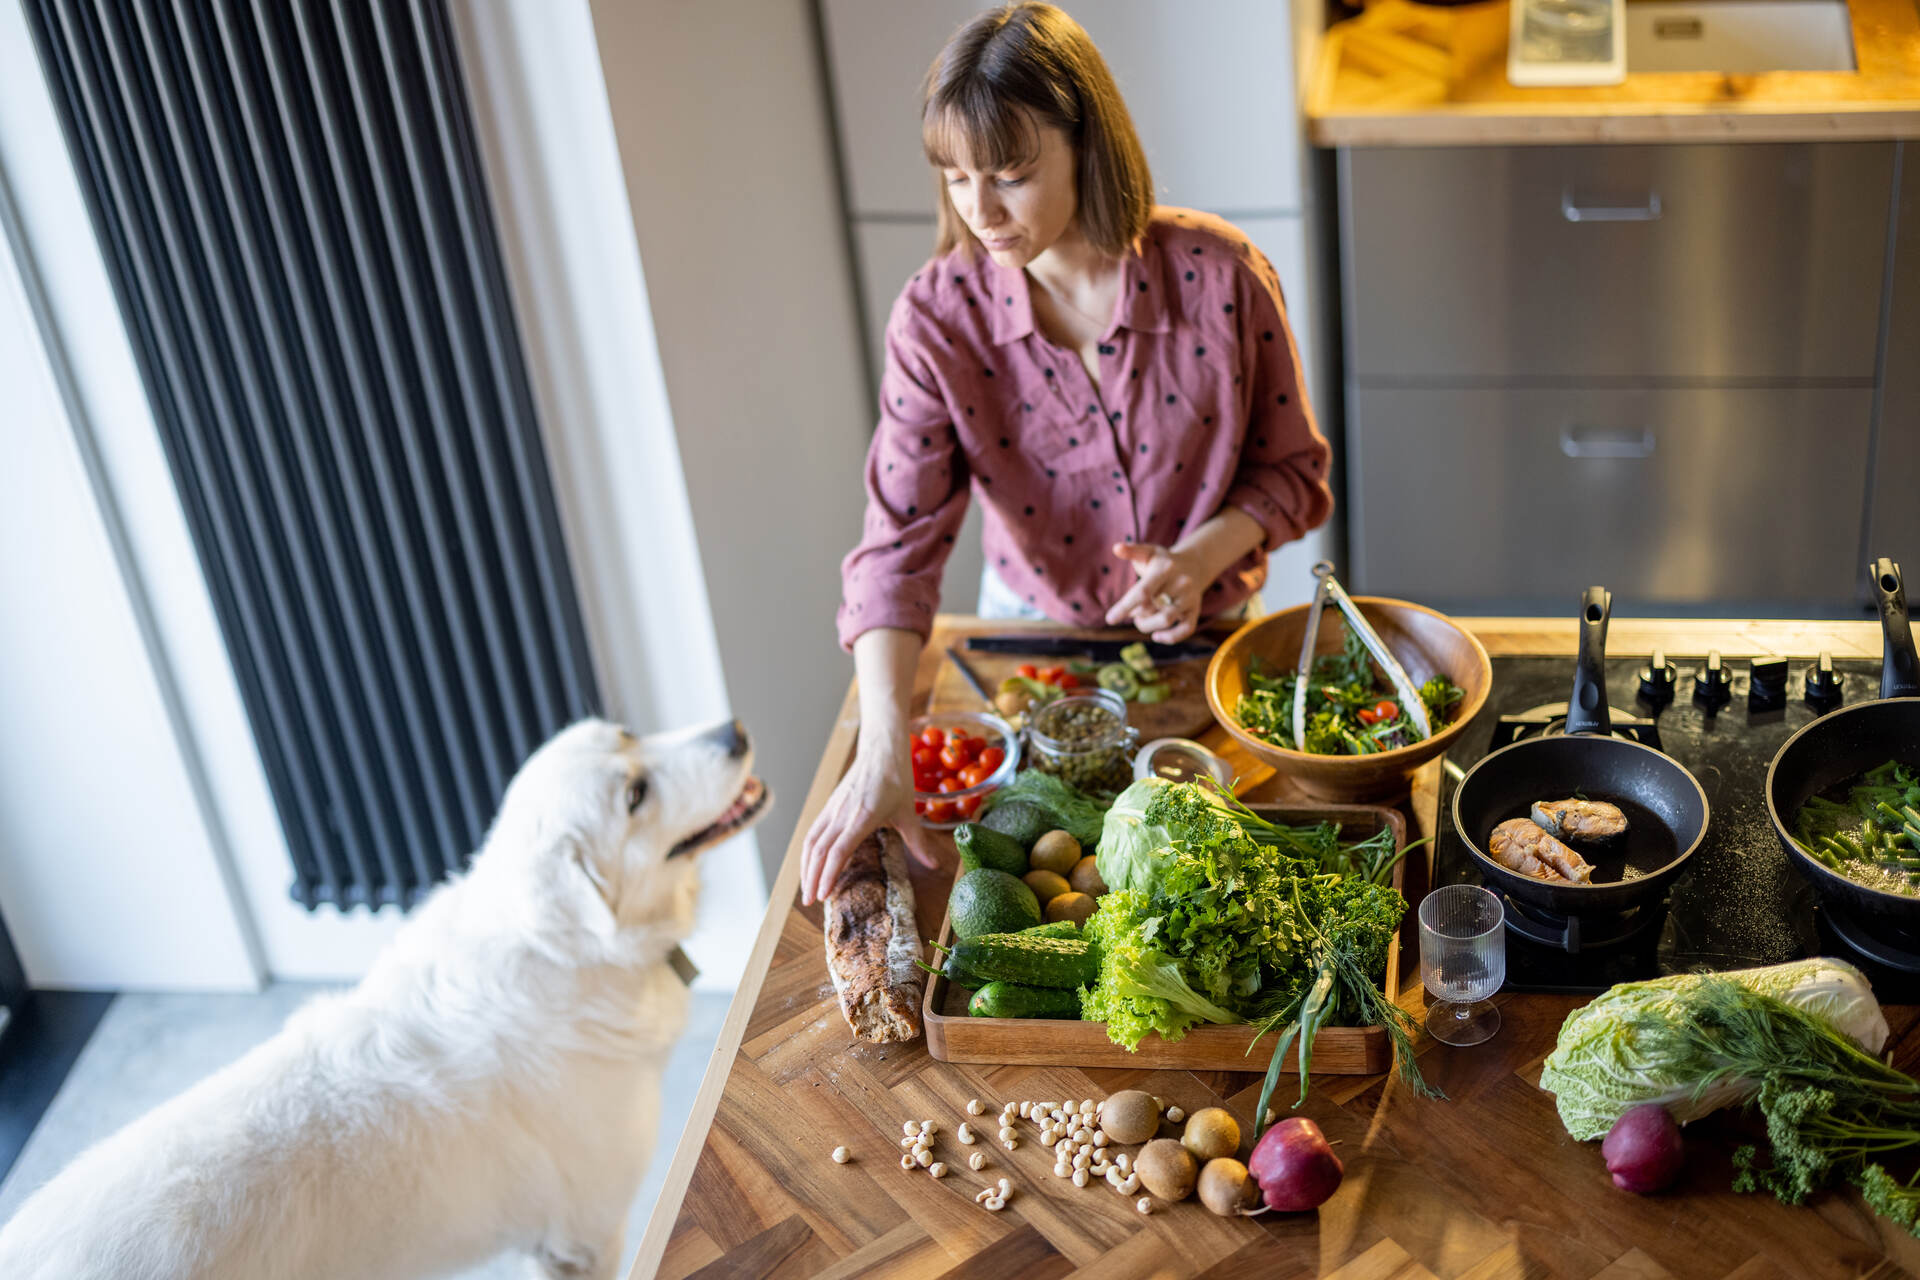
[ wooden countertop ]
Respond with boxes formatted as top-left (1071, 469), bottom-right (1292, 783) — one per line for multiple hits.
top-left (1308, 0), bottom-right (1920, 146)
top-left (630, 616), bottom-right (1920, 1280)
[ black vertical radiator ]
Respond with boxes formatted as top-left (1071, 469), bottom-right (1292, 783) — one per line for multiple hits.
top-left (23, 0), bottom-right (601, 909)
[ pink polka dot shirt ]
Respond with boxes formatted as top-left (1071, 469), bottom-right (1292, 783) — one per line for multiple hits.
top-left (836, 208), bottom-right (1333, 650)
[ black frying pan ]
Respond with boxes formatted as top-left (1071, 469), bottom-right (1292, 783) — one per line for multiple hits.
top-left (1452, 587), bottom-right (1710, 917)
top-left (1766, 558), bottom-right (1920, 940)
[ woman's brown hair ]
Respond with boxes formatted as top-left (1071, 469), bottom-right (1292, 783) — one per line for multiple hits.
top-left (921, 4), bottom-right (1152, 259)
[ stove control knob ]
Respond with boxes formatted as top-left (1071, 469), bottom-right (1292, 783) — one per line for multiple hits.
top-left (1638, 648), bottom-right (1678, 706)
top-left (1694, 650), bottom-right (1732, 709)
top-left (1749, 657), bottom-right (1789, 711)
top-left (1805, 651), bottom-right (1844, 709)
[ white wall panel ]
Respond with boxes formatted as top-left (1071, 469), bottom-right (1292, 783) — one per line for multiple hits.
top-left (823, 1), bottom-right (1299, 215)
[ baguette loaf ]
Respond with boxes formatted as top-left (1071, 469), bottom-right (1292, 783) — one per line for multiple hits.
top-left (823, 827), bottom-right (924, 1043)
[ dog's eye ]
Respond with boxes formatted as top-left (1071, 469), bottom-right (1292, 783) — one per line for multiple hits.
top-left (625, 778), bottom-right (648, 813)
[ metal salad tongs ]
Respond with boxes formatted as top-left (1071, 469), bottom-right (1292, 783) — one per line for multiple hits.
top-left (1292, 562), bottom-right (1432, 750)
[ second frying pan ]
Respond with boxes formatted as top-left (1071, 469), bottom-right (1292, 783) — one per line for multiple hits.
top-left (1451, 588), bottom-right (1710, 918)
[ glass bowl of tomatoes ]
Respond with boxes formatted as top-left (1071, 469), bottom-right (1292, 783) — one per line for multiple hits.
top-left (908, 711), bottom-right (1019, 829)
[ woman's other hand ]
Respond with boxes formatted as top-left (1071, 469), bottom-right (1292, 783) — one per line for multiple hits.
top-left (1104, 541), bottom-right (1204, 642)
top-left (799, 733), bottom-right (939, 907)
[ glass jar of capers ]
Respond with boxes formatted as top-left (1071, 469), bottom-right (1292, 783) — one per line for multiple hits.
top-left (1026, 689), bottom-right (1138, 797)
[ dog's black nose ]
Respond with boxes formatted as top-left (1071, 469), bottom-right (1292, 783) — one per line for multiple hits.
top-left (708, 718), bottom-right (750, 759)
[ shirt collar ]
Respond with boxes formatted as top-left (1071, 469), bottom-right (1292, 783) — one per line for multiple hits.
top-left (983, 233), bottom-right (1170, 346)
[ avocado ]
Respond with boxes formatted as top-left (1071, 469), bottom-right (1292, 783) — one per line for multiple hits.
top-left (948, 868), bottom-right (1042, 939)
top-left (980, 799), bottom-right (1056, 850)
top-left (955, 823), bottom-right (1029, 877)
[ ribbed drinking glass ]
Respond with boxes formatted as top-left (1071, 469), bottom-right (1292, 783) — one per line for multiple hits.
top-left (1418, 884), bottom-right (1506, 1046)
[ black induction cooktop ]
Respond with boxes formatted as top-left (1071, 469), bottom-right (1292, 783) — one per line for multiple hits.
top-left (1431, 652), bottom-right (1920, 1000)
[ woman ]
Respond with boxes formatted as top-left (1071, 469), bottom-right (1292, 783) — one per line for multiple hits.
top-left (799, 2), bottom-right (1332, 905)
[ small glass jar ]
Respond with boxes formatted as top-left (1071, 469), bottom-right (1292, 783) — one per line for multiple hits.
top-left (1027, 689), bottom-right (1139, 797)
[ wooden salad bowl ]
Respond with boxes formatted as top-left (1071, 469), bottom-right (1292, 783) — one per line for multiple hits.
top-left (1207, 597), bottom-right (1493, 803)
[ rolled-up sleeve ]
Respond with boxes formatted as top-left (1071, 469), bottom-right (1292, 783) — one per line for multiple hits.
top-left (1222, 247), bottom-right (1333, 553)
top-left (835, 299), bottom-right (971, 651)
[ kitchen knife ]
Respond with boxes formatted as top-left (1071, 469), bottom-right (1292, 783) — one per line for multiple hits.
top-left (964, 635), bottom-right (1219, 662)
top-left (943, 647), bottom-right (997, 708)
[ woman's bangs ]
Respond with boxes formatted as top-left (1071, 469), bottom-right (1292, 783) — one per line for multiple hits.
top-left (922, 89), bottom-right (1039, 174)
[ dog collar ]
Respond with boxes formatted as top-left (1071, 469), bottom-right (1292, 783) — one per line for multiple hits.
top-left (667, 945), bottom-right (699, 987)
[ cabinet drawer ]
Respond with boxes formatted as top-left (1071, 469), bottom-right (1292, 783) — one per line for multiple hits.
top-left (1348, 386), bottom-right (1872, 610)
top-left (1342, 144), bottom-right (1893, 380)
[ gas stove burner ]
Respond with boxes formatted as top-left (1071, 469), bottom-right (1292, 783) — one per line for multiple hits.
top-left (1495, 702), bottom-right (1661, 750)
top-left (1816, 902), bottom-right (1920, 975)
top-left (1499, 890), bottom-right (1666, 954)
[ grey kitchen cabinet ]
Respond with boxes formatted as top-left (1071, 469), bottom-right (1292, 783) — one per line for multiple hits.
top-left (1340, 140), bottom-right (1899, 613)
top-left (1868, 143), bottom-right (1920, 585)
top-left (1341, 142), bottom-right (1894, 381)
top-left (1348, 386), bottom-right (1874, 612)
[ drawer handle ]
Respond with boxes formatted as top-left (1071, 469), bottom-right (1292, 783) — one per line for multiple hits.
top-left (1561, 190), bottom-right (1663, 222)
top-left (1561, 426), bottom-right (1655, 459)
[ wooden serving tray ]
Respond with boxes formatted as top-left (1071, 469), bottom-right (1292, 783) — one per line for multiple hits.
top-left (922, 803), bottom-right (1406, 1072)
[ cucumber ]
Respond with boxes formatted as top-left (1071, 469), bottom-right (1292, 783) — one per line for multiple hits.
top-left (954, 823), bottom-right (1028, 877)
top-left (981, 799), bottom-right (1055, 850)
top-left (1097, 663), bottom-right (1140, 698)
top-left (968, 981), bottom-right (1082, 1019)
top-left (943, 932), bottom-right (1098, 989)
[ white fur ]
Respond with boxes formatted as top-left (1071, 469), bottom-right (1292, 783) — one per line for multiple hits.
top-left (0, 716), bottom-right (763, 1280)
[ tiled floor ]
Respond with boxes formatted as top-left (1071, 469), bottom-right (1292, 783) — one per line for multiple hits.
top-left (0, 983), bottom-right (732, 1279)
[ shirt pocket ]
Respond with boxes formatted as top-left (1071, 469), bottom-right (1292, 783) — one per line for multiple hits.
top-left (1018, 404), bottom-right (1118, 478)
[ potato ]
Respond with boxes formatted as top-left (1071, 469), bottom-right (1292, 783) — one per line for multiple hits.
top-left (1181, 1107), bottom-right (1240, 1162)
top-left (1030, 830), bottom-right (1082, 876)
top-left (1022, 869), bottom-right (1072, 903)
top-left (1135, 1138), bottom-right (1198, 1201)
top-left (1098, 1090), bottom-right (1160, 1145)
top-left (1045, 891), bottom-right (1096, 927)
top-left (1069, 855), bottom-right (1108, 897)
top-left (1198, 1158), bottom-right (1262, 1217)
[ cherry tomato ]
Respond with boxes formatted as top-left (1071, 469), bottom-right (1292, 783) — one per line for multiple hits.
top-left (1056, 673), bottom-right (1080, 690)
top-left (1017, 663), bottom-right (1039, 680)
top-left (927, 799), bottom-right (959, 823)
top-left (937, 777), bottom-right (964, 795)
top-left (1356, 699), bottom-right (1400, 726)
top-left (939, 742), bottom-right (969, 772)
top-left (955, 735), bottom-right (983, 763)
top-left (912, 743), bottom-right (938, 769)
top-left (914, 799), bottom-right (929, 816)
top-left (977, 746), bottom-right (1006, 773)
top-left (913, 767), bottom-right (940, 793)
top-left (1040, 665), bottom-right (1066, 685)
top-left (918, 726), bottom-right (946, 750)
top-left (959, 763), bottom-right (990, 789)
top-left (956, 793), bottom-right (984, 818)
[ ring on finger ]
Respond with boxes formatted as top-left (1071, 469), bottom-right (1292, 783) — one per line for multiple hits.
top-left (1153, 591), bottom-right (1177, 612)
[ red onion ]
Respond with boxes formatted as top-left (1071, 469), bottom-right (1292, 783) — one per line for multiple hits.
top-left (1602, 1104), bottom-right (1685, 1193)
top-left (1247, 1116), bottom-right (1344, 1212)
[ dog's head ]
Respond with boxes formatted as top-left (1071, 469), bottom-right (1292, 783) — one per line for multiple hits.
top-left (485, 717), bottom-right (770, 942)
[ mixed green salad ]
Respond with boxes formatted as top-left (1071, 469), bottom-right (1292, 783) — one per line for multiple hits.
top-left (1235, 628), bottom-right (1465, 756)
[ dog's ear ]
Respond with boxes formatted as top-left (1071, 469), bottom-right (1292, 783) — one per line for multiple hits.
top-left (559, 831), bottom-right (620, 940)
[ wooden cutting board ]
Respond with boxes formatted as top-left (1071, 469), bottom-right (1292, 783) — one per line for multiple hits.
top-left (927, 646), bottom-right (1217, 741)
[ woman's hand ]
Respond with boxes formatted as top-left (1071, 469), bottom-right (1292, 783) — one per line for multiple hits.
top-left (1104, 541), bottom-right (1206, 642)
top-left (799, 739), bottom-right (938, 906)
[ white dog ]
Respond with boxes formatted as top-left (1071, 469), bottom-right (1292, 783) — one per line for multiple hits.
top-left (0, 716), bottom-right (767, 1280)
